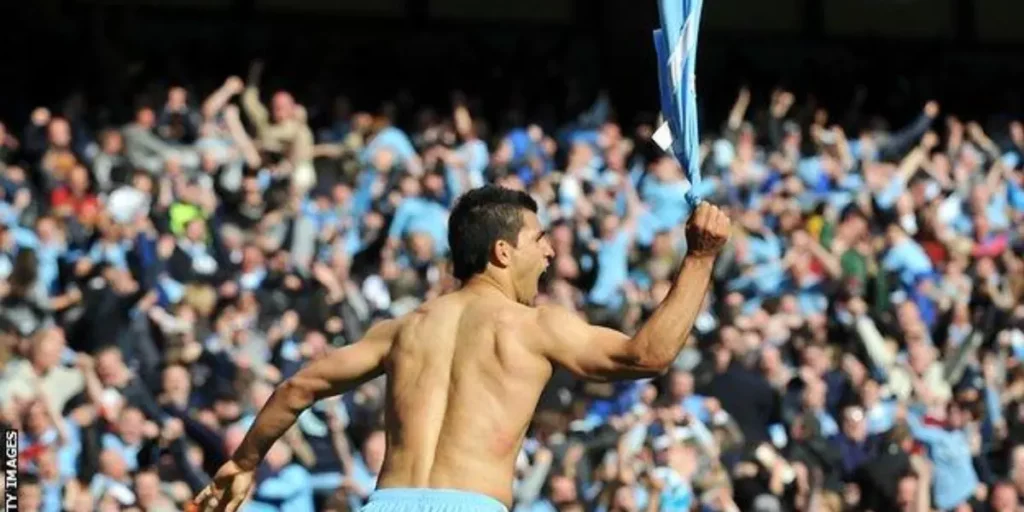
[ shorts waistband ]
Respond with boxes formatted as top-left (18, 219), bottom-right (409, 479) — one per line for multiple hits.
top-left (368, 488), bottom-right (508, 510)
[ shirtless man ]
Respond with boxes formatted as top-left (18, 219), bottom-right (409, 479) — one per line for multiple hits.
top-left (195, 185), bottom-right (730, 512)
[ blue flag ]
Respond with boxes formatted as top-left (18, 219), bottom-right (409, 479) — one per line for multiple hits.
top-left (652, 0), bottom-right (704, 208)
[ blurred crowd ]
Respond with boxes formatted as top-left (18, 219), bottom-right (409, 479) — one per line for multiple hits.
top-left (1, 57), bottom-right (1023, 512)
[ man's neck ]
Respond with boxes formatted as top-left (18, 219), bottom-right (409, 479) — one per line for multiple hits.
top-left (462, 274), bottom-right (517, 304)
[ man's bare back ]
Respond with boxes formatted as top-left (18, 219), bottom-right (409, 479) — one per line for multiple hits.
top-left (194, 190), bottom-right (730, 512)
top-left (375, 290), bottom-right (555, 505)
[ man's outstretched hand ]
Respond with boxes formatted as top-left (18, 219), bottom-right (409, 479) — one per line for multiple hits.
top-left (686, 202), bottom-right (731, 259)
top-left (192, 460), bottom-right (255, 512)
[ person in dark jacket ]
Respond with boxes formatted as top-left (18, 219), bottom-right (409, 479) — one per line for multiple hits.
top-left (854, 424), bottom-right (915, 512)
top-left (701, 341), bottom-right (781, 446)
top-left (830, 405), bottom-right (883, 481)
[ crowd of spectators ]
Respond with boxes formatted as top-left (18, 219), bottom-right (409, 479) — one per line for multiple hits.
top-left (1, 57), bottom-right (1023, 512)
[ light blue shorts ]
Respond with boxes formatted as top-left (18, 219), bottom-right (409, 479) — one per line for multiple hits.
top-left (361, 488), bottom-right (508, 512)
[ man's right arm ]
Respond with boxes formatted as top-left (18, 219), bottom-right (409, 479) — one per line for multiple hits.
top-left (537, 203), bottom-right (728, 382)
top-left (538, 256), bottom-right (715, 382)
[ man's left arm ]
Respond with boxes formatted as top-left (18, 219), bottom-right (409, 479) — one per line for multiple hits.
top-left (231, 318), bottom-right (401, 471)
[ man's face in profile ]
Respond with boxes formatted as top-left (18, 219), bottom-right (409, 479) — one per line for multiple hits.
top-left (508, 210), bottom-right (553, 305)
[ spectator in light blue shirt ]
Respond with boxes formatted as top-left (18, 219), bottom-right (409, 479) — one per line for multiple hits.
top-left (343, 428), bottom-right (386, 511)
top-left (949, 185), bottom-right (1013, 236)
top-left (387, 176), bottom-right (451, 259)
top-left (246, 443), bottom-right (315, 512)
top-left (905, 403), bottom-right (979, 511)
top-left (636, 156), bottom-right (698, 247)
top-left (666, 370), bottom-right (712, 424)
top-left (514, 473), bottom-right (577, 512)
top-left (587, 222), bottom-right (631, 312)
top-left (301, 187), bottom-right (348, 237)
top-left (587, 181), bottom-right (642, 325)
top-left (363, 124), bottom-right (417, 168)
top-left (27, 217), bottom-right (67, 294)
top-left (32, 448), bottom-right (66, 512)
top-left (882, 224), bottom-right (934, 287)
top-left (340, 452), bottom-right (381, 511)
top-left (17, 476), bottom-right (59, 512)
top-left (101, 407), bottom-right (151, 472)
top-left (860, 378), bottom-right (898, 436)
top-left (459, 139), bottom-right (490, 185)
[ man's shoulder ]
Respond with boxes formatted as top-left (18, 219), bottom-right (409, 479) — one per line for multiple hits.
top-left (532, 304), bottom-right (595, 347)
top-left (534, 303), bottom-right (574, 323)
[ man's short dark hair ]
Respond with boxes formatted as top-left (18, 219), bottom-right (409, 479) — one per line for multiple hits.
top-left (448, 186), bottom-right (538, 281)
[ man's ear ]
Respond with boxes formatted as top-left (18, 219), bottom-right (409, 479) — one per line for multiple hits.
top-left (491, 239), bottom-right (513, 268)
